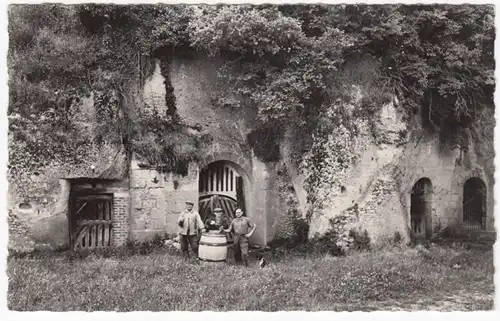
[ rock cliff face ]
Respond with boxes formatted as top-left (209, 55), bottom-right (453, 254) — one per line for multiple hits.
top-left (303, 100), bottom-right (412, 242)
top-left (279, 93), bottom-right (494, 246)
top-left (8, 55), bottom-right (494, 252)
top-left (7, 96), bottom-right (129, 252)
top-left (139, 57), bottom-right (279, 246)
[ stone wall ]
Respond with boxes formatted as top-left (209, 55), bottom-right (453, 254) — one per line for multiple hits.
top-left (7, 79), bottom-right (132, 252)
top-left (143, 56), bottom-right (256, 159)
top-left (8, 210), bottom-right (36, 252)
top-left (128, 155), bottom-right (278, 246)
top-left (251, 156), bottom-right (279, 245)
top-left (271, 163), bottom-right (303, 241)
top-left (143, 55), bottom-right (494, 247)
top-left (356, 177), bottom-right (408, 243)
top-left (394, 126), bottom-right (495, 235)
top-left (8, 178), bottom-right (130, 252)
top-left (129, 158), bottom-right (199, 241)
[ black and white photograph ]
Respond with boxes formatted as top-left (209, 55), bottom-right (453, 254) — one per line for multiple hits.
top-left (3, 1), bottom-right (496, 312)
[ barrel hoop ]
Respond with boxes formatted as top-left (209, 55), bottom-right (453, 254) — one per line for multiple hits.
top-left (202, 233), bottom-right (227, 238)
top-left (199, 242), bottom-right (228, 247)
top-left (199, 258), bottom-right (226, 262)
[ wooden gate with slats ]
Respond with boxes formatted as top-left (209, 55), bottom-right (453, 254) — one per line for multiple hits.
top-left (70, 194), bottom-right (113, 251)
top-left (199, 194), bottom-right (239, 222)
top-left (198, 161), bottom-right (245, 221)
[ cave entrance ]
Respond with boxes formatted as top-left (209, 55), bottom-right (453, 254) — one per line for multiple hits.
top-left (198, 161), bottom-right (246, 223)
top-left (410, 178), bottom-right (433, 241)
top-left (463, 177), bottom-right (487, 230)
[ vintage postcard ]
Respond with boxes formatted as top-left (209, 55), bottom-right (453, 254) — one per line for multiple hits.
top-left (3, 0), bottom-right (496, 313)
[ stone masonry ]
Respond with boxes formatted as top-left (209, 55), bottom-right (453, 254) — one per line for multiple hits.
top-left (129, 159), bottom-right (200, 241)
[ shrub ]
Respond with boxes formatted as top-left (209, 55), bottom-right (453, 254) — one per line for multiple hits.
top-left (269, 224), bottom-right (345, 258)
top-left (437, 225), bottom-right (468, 240)
top-left (292, 217), bottom-right (310, 244)
top-left (392, 231), bottom-right (403, 245)
top-left (349, 228), bottom-right (371, 252)
top-left (122, 233), bottom-right (171, 256)
top-left (311, 230), bottom-right (346, 256)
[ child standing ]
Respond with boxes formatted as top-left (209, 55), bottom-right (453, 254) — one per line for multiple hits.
top-left (224, 208), bottom-right (256, 267)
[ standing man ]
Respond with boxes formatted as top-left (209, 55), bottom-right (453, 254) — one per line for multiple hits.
top-left (177, 201), bottom-right (205, 259)
top-left (224, 208), bottom-right (256, 267)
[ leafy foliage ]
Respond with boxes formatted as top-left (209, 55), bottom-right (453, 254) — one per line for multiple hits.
top-left (189, 5), bottom-right (354, 123)
top-left (7, 4), bottom-right (199, 196)
top-left (8, 4), bottom-right (495, 204)
top-left (8, 5), bottom-right (94, 171)
top-left (131, 107), bottom-right (204, 175)
top-left (321, 4), bottom-right (494, 128)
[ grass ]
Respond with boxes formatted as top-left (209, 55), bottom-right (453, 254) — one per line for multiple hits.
top-left (7, 241), bottom-right (494, 311)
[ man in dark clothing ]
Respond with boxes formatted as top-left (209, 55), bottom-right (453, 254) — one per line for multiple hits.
top-left (204, 207), bottom-right (231, 232)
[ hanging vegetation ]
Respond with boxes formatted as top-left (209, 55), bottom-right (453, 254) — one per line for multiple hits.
top-left (8, 4), bottom-right (495, 199)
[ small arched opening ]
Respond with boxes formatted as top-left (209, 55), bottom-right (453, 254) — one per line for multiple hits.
top-left (463, 177), bottom-right (487, 230)
top-left (410, 178), bottom-right (433, 240)
top-left (198, 160), bottom-right (249, 222)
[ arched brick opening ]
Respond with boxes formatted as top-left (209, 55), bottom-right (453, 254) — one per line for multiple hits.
top-left (197, 153), bottom-right (253, 225)
top-left (463, 177), bottom-right (487, 230)
top-left (410, 177), bottom-right (433, 240)
top-left (198, 152), bottom-right (253, 184)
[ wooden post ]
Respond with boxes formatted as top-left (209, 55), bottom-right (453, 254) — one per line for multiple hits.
top-left (236, 177), bottom-right (245, 215)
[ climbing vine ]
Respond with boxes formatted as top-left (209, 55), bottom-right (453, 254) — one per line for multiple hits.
top-left (158, 56), bottom-right (179, 121)
top-left (8, 4), bottom-right (495, 201)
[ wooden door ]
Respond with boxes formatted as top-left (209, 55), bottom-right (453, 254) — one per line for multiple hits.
top-left (411, 178), bottom-right (433, 240)
top-left (70, 194), bottom-right (113, 251)
top-left (199, 162), bottom-right (240, 200)
top-left (410, 192), bottom-right (426, 238)
top-left (463, 178), bottom-right (487, 230)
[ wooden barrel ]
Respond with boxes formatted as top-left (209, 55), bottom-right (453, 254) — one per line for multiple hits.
top-left (198, 232), bottom-right (228, 262)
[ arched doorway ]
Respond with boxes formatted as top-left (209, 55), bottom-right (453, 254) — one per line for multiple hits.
top-left (410, 178), bottom-right (433, 240)
top-left (198, 161), bottom-right (246, 222)
top-left (463, 177), bottom-right (487, 230)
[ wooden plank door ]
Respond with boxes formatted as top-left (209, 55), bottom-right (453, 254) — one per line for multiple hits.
top-left (70, 194), bottom-right (113, 251)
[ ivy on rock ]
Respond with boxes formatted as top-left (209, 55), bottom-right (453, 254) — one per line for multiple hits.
top-left (8, 3), bottom-right (495, 204)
